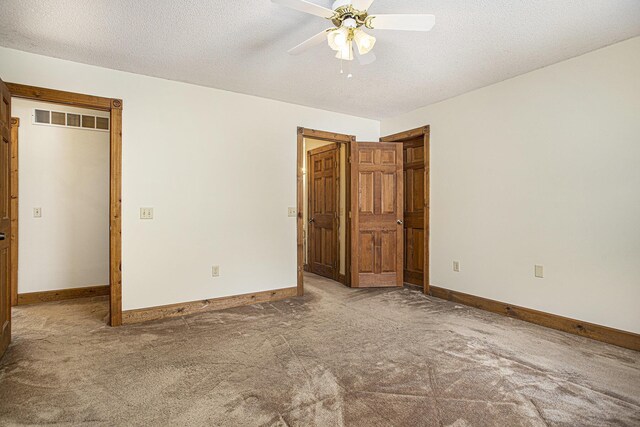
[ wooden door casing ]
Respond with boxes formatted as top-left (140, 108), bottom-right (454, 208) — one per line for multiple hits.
top-left (9, 118), bottom-right (18, 307)
top-left (307, 144), bottom-right (339, 280)
top-left (0, 78), bottom-right (12, 358)
top-left (351, 141), bottom-right (403, 287)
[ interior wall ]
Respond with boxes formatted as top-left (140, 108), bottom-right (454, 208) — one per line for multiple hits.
top-left (303, 138), bottom-right (347, 276)
top-left (0, 46), bottom-right (380, 310)
top-left (13, 99), bottom-right (109, 293)
top-left (381, 37), bottom-right (640, 333)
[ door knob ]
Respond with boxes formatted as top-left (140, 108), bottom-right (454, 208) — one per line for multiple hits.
top-left (309, 218), bottom-right (315, 224)
top-left (397, 220), bottom-right (403, 225)
top-left (0, 233), bottom-right (5, 240)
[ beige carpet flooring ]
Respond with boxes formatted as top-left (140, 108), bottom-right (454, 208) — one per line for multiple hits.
top-left (0, 273), bottom-right (639, 426)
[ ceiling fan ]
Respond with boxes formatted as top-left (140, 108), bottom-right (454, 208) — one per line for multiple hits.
top-left (272, 0), bottom-right (435, 66)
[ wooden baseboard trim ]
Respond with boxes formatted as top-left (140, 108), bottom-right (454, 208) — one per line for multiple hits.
top-left (122, 286), bottom-right (298, 325)
top-left (429, 285), bottom-right (640, 352)
top-left (17, 285), bottom-right (110, 306)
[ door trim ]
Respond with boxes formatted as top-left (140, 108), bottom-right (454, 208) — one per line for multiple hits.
top-left (380, 125), bottom-right (430, 294)
top-left (297, 127), bottom-right (355, 296)
top-left (9, 118), bottom-right (18, 307)
top-left (7, 83), bottom-right (123, 326)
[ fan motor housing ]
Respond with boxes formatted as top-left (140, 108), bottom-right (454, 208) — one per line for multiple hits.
top-left (332, 0), bottom-right (351, 9)
top-left (331, 2), bottom-right (368, 28)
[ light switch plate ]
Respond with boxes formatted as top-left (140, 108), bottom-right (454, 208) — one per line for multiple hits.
top-left (288, 207), bottom-right (297, 217)
top-left (212, 265), bottom-right (220, 277)
top-left (33, 207), bottom-right (42, 218)
top-left (534, 265), bottom-right (544, 278)
top-left (453, 261), bottom-right (460, 272)
top-left (140, 207), bottom-right (154, 220)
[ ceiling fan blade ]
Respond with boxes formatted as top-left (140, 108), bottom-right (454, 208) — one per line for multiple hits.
top-left (354, 48), bottom-right (376, 66)
top-left (351, 0), bottom-right (375, 11)
top-left (367, 14), bottom-right (435, 31)
top-left (288, 29), bottom-right (332, 55)
top-left (272, 0), bottom-right (335, 19)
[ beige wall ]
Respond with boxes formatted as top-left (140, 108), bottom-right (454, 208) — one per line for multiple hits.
top-left (381, 37), bottom-right (640, 333)
top-left (303, 138), bottom-right (347, 276)
top-left (0, 46), bottom-right (380, 311)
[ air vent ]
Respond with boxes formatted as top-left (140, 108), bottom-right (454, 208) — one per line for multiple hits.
top-left (96, 117), bottom-right (109, 130)
top-left (32, 109), bottom-right (109, 132)
top-left (35, 109), bottom-right (50, 124)
top-left (67, 114), bottom-right (80, 127)
top-left (82, 115), bottom-right (95, 129)
top-left (51, 111), bottom-right (66, 126)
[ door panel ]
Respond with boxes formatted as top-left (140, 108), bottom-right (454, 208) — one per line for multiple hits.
top-left (358, 172), bottom-right (374, 213)
top-left (351, 141), bottom-right (403, 287)
top-left (308, 144), bottom-right (339, 280)
top-left (0, 78), bottom-right (12, 359)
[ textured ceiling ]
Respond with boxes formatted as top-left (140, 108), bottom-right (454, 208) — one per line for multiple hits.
top-left (1, 0), bottom-right (639, 119)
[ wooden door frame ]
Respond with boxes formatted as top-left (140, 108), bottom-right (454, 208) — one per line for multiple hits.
top-left (306, 143), bottom-right (340, 283)
top-left (7, 83), bottom-right (123, 326)
top-left (380, 125), bottom-right (430, 295)
top-left (9, 118), bottom-right (18, 307)
top-left (297, 127), bottom-right (355, 296)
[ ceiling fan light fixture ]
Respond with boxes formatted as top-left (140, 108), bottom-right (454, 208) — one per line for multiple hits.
top-left (273, 0), bottom-right (435, 67)
top-left (335, 41), bottom-right (354, 61)
top-left (353, 29), bottom-right (376, 55)
top-left (328, 27), bottom-right (349, 50)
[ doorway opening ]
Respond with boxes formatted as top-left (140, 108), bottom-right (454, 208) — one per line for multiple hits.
top-left (6, 82), bottom-right (122, 326)
top-left (297, 127), bottom-right (354, 295)
top-left (305, 140), bottom-right (348, 284)
top-left (11, 98), bottom-right (111, 309)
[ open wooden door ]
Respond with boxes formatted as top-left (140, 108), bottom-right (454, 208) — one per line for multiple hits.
top-left (0, 78), bottom-right (12, 359)
top-left (350, 141), bottom-right (403, 287)
top-left (381, 126), bottom-right (430, 294)
top-left (307, 143), bottom-right (339, 280)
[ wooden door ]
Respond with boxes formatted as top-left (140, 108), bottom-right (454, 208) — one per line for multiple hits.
top-left (350, 141), bottom-right (403, 287)
top-left (380, 127), bottom-right (430, 293)
top-left (308, 144), bottom-right (339, 280)
top-left (402, 138), bottom-right (427, 287)
top-left (0, 78), bottom-right (12, 359)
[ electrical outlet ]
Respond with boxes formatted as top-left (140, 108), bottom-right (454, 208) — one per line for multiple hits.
top-left (453, 261), bottom-right (460, 272)
top-left (288, 207), bottom-right (297, 217)
top-left (140, 207), bottom-right (154, 219)
top-left (534, 265), bottom-right (544, 278)
top-left (33, 207), bottom-right (42, 218)
top-left (212, 265), bottom-right (220, 277)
